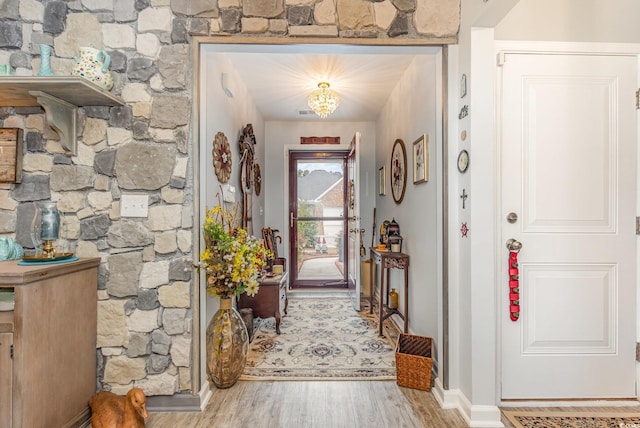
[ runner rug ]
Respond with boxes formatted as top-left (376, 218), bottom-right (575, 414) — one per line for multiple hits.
top-left (240, 297), bottom-right (398, 380)
top-left (503, 410), bottom-right (640, 428)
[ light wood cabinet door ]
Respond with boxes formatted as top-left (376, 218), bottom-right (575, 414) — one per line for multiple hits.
top-left (0, 331), bottom-right (13, 427)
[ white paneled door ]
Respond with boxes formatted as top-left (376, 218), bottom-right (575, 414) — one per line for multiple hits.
top-left (500, 53), bottom-right (637, 399)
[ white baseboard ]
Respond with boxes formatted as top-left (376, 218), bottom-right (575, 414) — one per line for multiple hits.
top-left (199, 382), bottom-right (212, 411)
top-left (433, 378), bottom-right (504, 428)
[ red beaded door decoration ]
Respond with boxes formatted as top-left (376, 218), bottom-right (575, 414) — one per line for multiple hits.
top-left (508, 251), bottom-right (520, 321)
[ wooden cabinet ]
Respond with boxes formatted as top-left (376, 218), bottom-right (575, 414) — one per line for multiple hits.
top-left (0, 258), bottom-right (100, 428)
top-left (238, 273), bottom-right (288, 334)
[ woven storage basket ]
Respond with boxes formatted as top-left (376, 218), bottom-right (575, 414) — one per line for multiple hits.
top-left (395, 333), bottom-right (433, 391)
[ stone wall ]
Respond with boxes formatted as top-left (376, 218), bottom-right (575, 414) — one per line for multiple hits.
top-left (0, 0), bottom-right (459, 396)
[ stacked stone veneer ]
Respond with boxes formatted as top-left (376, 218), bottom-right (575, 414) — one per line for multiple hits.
top-left (0, 0), bottom-right (459, 396)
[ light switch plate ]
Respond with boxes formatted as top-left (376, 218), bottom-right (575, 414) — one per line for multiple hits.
top-left (221, 184), bottom-right (236, 203)
top-left (121, 194), bottom-right (148, 217)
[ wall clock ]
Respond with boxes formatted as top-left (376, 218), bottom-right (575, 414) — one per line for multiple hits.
top-left (457, 149), bottom-right (469, 173)
top-left (390, 138), bottom-right (407, 204)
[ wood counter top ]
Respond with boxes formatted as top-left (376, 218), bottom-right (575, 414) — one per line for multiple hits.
top-left (0, 257), bottom-right (100, 286)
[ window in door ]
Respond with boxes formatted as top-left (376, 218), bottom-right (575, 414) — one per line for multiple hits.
top-left (289, 151), bottom-right (349, 288)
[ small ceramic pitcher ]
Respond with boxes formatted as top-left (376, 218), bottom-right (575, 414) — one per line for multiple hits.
top-left (72, 46), bottom-right (113, 90)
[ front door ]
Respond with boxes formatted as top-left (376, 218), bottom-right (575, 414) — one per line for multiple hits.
top-left (289, 151), bottom-right (349, 288)
top-left (500, 52), bottom-right (637, 399)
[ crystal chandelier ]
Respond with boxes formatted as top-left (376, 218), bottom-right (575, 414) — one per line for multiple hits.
top-left (307, 82), bottom-right (340, 119)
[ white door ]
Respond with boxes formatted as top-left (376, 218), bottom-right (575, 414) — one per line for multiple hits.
top-left (347, 132), bottom-right (361, 310)
top-left (500, 53), bottom-right (637, 399)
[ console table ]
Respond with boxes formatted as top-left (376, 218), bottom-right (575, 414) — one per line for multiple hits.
top-left (369, 248), bottom-right (409, 336)
top-left (238, 272), bottom-right (288, 334)
top-left (0, 258), bottom-right (99, 428)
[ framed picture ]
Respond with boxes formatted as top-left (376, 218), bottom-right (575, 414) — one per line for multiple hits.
top-left (412, 134), bottom-right (428, 184)
top-left (390, 139), bottom-right (407, 204)
top-left (378, 165), bottom-right (386, 195)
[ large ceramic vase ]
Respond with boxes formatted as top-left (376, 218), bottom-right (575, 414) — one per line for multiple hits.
top-left (206, 297), bottom-right (249, 388)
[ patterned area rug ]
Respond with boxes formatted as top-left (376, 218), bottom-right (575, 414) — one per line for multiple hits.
top-left (240, 297), bottom-right (398, 380)
top-left (503, 410), bottom-right (640, 428)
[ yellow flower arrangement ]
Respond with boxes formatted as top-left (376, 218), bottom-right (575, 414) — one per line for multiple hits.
top-left (199, 205), bottom-right (270, 298)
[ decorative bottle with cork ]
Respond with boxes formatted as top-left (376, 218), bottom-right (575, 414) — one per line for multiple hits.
top-left (389, 288), bottom-right (399, 309)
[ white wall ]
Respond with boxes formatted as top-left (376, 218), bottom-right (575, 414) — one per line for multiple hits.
top-left (375, 54), bottom-right (442, 368)
top-left (495, 0), bottom-right (640, 43)
top-left (263, 121), bottom-right (376, 264)
top-left (199, 48), bottom-right (265, 389)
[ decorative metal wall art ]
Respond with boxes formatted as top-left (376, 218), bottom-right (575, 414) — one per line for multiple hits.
top-left (254, 163), bottom-right (261, 196)
top-left (212, 131), bottom-right (232, 183)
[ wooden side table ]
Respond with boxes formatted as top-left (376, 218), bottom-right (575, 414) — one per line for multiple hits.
top-left (369, 248), bottom-right (409, 336)
top-left (238, 272), bottom-right (288, 334)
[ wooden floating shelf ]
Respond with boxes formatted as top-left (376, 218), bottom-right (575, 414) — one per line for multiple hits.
top-left (0, 76), bottom-right (123, 107)
top-left (0, 77), bottom-right (124, 155)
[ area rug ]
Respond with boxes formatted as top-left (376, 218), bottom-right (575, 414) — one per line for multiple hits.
top-left (503, 410), bottom-right (640, 428)
top-left (240, 297), bottom-right (398, 380)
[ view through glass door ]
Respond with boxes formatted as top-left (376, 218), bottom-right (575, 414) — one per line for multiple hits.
top-left (289, 151), bottom-right (348, 288)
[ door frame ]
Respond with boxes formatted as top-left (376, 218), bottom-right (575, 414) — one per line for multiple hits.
top-left (288, 149), bottom-right (350, 289)
top-left (193, 37), bottom-right (450, 410)
top-left (494, 40), bottom-right (640, 403)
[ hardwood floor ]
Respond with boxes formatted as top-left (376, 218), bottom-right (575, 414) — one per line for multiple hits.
top-left (146, 380), bottom-right (469, 428)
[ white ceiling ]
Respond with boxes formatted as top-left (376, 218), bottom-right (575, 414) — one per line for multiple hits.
top-left (209, 44), bottom-right (441, 122)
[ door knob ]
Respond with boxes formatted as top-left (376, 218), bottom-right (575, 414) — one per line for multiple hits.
top-left (506, 239), bottom-right (522, 252)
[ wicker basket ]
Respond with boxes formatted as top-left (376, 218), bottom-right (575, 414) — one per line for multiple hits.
top-left (395, 333), bottom-right (433, 391)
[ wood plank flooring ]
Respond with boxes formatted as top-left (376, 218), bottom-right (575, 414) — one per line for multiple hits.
top-left (146, 380), bottom-right (469, 428)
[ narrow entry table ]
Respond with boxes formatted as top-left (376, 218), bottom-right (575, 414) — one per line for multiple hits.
top-left (369, 248), bottom-right (409, 336)
top-left (238, 272), bottom-right (288, 334)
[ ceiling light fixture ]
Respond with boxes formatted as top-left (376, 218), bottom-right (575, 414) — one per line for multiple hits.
top-left (307, 82), bottom-right (340, 119)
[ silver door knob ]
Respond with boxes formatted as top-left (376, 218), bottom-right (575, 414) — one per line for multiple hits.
top-left (506, 239), bottom-right (522, 252)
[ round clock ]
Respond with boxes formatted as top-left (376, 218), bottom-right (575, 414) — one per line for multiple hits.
top-left (390, 139), bottom-right (407, 204)
top-left (457, 149), bottom-right (469, 173)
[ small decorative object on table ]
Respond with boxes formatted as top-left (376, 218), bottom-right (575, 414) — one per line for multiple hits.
top-left (198, 202), bottom-right (271, 388)
top-left (89, 388), bottom-right (148, 428)
top-left (30, 201), bottom-right (60, 258)
top-left (0, 237), bottom-right (23, 261)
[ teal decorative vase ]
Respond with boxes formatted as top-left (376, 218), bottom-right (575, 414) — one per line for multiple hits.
top-left (206, 297), bottom-right (248, 388)
top-left (37, 44), bottom-right (54, 76)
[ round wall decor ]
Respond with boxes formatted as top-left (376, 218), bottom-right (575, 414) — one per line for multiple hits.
top-left (390, 139), bottom-right (407, 204)
top-left (457, 149), bottom-right (469, 173)
top-left (212, 131), bottom-right (232, 183)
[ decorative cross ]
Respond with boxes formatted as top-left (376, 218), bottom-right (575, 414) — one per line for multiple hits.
top-left (460, 188), bottom-right (468, 209)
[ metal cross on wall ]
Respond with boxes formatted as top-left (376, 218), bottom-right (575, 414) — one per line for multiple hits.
top-left (460, 188), bottom-right (468, 209)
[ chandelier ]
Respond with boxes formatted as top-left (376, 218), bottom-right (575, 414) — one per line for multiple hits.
top-left (307, 82), bottom-right (340, 119)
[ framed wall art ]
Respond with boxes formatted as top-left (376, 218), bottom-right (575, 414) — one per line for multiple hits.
top-left (412, 134), bottom-right (428, 184)
top-left (378, 165), bottom-right (386, 195)
top-left (390, 138), bottom-right (407, 204)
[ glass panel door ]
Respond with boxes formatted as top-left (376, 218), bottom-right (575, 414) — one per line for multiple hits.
top-left (289, 151), bottom-right (348, 288)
